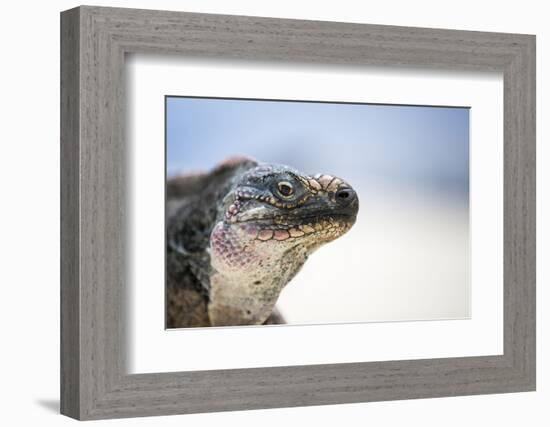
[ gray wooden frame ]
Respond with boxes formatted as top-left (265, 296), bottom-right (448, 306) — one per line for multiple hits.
top-left (60, 5), bottom-right (536, 420)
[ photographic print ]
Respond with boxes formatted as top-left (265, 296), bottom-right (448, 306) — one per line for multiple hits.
top-left (165, 96), bottom-right (470, 329)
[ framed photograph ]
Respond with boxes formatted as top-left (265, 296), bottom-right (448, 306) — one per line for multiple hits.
top-left (60, 6), bottom-right (535, 420)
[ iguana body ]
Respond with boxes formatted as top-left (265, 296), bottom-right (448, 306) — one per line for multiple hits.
top-left (166, 158), bottom-right (358, 328)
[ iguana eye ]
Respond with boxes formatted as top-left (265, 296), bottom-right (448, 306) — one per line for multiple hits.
top-left (277, 181), bottom-right (294, 198)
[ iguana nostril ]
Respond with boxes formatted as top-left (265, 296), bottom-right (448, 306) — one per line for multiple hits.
top-left (335, 188), bottom-right (356, 204)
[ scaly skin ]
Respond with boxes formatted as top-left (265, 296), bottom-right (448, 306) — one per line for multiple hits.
top-left (166, 158), bottom-right (359, 328)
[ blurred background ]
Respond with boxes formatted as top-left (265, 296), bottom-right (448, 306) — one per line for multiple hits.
top-left (166, 96), bottom-right (470, 324)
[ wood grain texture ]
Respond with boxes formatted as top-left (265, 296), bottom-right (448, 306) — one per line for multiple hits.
top-left (60, 5), bottom-right (536, 420)
top-left (60, 7), bottom-right (80, 419)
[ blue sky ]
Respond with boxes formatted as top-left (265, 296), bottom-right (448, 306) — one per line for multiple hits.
top-left (166, 96), bottom-right (469, 201)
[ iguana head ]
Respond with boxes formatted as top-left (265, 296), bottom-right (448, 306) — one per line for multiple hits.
top-left (208, 163), bottom-right (359, 326)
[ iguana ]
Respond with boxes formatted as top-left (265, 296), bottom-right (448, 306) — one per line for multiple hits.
top-left (166, 157), bottom-right (359, 328)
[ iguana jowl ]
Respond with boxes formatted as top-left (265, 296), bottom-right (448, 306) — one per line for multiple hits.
top-left (166, 157), bottom-right (359, 328)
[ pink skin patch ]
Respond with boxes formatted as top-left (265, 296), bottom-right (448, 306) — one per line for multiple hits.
top-left (245, 225), bottom-right (259, 237)
top-left (273, 230), bottom-right (290, 241)
top-left (257, 229), bottom-right (274, 241)
top-left (210, 222), bottom-right (260, 270)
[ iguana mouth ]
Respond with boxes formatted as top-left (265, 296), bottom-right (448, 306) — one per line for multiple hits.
top-left (249, 217), bottom-right (354, 243)
top-left (234, 210), bottom-right (357, 226)
top-left (223, 212), bottom-right (356, 246)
